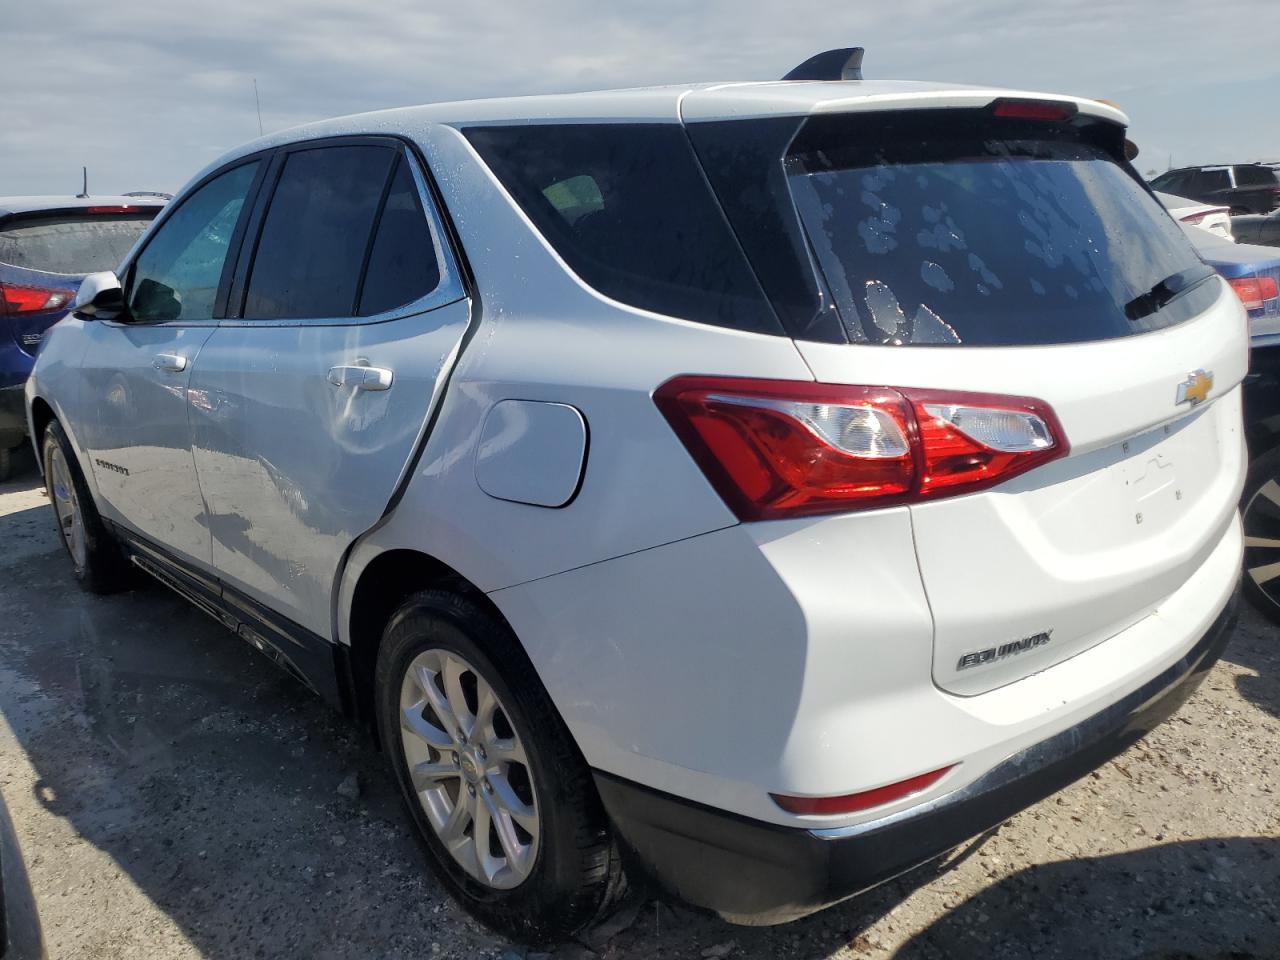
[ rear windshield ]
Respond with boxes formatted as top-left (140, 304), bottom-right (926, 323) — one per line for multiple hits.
top-left (0, 212), bottom-right (157, 275)
top-left (783, 112), bottom-right (1216, 346)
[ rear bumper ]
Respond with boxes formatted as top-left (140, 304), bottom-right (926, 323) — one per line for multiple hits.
top-left (0, 384), bottom-right (28, 448)
top-left (594, 589), bottom-right (1238, 924)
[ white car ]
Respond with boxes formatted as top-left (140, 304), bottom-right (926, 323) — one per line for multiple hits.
top-left (1157, 190), bottom-right (1235, 241)
top-left (25, 48), bottom-right (1246, 943)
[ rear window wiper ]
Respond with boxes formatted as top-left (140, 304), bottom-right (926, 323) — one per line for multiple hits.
top-left (1124, 267), bottom-right (1213, 321)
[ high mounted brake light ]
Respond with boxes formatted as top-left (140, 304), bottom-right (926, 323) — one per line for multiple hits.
top-left (655, 376), bottom-right (1068, 520)
top-left (990, 98), bottom-right (1078, 122)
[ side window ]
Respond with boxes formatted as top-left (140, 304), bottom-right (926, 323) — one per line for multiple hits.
top-left (357, 155), bottom-right (443, 316)
top-left (1236, 166), bottom-right (1279, 187)
top-left (129, 162), bottom-right (259, 322)
top-left (463, 123), bottom-right (779, 335)
top-left (1198, 169), bottom-right (1231, 192)
top-left (244, 145), bottom-right (394, 319)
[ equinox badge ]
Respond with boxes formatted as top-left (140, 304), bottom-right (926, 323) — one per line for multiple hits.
top-left (1176, 369), bottom-right (1213, 408)
top-left (957, 631), bottom-right (1053, 671)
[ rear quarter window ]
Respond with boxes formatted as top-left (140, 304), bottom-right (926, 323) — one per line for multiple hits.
top-left (0, 212), bottom-right (157, 274)
top-left (1235, 166), bottom-right (1279, 187)
top-left (463, 123), bottom-right (781, 336)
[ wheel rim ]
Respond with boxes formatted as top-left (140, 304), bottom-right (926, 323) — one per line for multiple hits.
top-left (398, 649), bottom-right (540, 890)
top-left (1244, 476), bottom-right (1280, 611)
top-left (48, 447), bottom-right (87, 570)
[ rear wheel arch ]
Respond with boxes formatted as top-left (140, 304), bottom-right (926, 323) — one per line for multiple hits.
top-left (346, 548), bottom-right (540, 747)
top-left (29, 397), bottom-right (55, 464)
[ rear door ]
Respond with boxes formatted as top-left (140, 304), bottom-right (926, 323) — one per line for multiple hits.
top-left (691, 104), bottom-right (1248, 696)
top-left (189, 137), bottom-right (469, 637)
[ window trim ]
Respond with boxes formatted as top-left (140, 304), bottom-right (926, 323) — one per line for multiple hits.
top-left (221, 135), bottom-right (464, 328)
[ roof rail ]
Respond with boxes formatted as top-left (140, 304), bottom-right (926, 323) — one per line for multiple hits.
top-left (782, 47), bottom-right (864, 82)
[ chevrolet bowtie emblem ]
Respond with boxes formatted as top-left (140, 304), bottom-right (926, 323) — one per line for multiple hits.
top-left (1176, 370), bottom-right (1213, 407)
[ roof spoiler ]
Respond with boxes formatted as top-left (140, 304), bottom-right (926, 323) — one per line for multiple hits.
top-left (782, 47), bottom-right (864, 82)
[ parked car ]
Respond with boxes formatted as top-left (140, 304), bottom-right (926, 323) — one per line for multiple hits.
top-left (1150, 164), bottom-right (1280, 215)
top-left (1181, 224), bottom-right (1280, 342)
top-left (0, 196), bottom-right (163, 480)
top-left (25, 51), bottom-right (1246, 942)
top-left (1233, 207), bottom-right (1280, 247)
top-left (1158, 191), bottom-right (1234, 241)
top-left (0, 788), bottom-right (45, 959)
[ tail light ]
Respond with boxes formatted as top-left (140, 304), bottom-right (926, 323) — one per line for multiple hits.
top-left (1229, 276), bottom-right (1279, 311)
top-left (654, 376), bottom-right (1068, 520)
top-left (0, 283), bottom-right (75, 316)
top-left (1178, 208), bottom-right (1229, 226)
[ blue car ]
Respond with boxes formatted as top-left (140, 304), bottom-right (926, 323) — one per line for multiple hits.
top-left (0, 196), bottom-right (164, 479)
top-left (1182, 224), bottom-right (1280, 345)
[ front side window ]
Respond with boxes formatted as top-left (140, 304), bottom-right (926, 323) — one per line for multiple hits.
top-left (129, 163), bottom-right (259, 323)
top-left (244, 145), bottom-right (394, 319)
top-left (783, 112), bottom-right (1215, 346)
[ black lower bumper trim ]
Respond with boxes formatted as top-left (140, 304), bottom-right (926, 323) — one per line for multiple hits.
top-left (594, 590), bottom-right (1238, 924)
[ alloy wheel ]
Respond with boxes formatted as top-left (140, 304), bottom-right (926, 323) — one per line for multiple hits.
top-left (398, 648), bottom-right (540, 890)
top-left (1244, 475), bottom-right (1280, 615)
top-left (48, 447), bottom-right (87, 570)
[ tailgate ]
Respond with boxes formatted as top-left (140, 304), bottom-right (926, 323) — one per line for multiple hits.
top-left (796, 288), bottom-right (1248, 694)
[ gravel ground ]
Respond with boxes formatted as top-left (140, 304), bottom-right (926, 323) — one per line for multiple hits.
top-left (0, 447), bottom-right (1277, 960)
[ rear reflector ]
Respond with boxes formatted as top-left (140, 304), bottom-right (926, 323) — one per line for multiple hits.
top-left (0, 283), bottom-right (74, 315)
top-left (655, 376), bottom-right (1067, 520)
top-left (990, 98), bottom-right (1078, 122)
top-left (772, 765), bottom-right (955, 816)
top-left (1229, 277), bottom-right (1279, 310)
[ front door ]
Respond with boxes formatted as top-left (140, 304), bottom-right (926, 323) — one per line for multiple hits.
top-left (189, 140), bottom-right (470, 636)
top-left (79, 160), bottom-right (263, 566)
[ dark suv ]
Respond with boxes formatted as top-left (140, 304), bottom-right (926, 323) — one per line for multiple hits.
top-left (1150, 164), bottom-right (1280, 214)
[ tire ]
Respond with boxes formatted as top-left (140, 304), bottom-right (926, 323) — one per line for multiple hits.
top-left (375, 589), bottom-right (624, 943)
top-left (1241, 442), bottom-right (1280, 624)
top-left (0, 445), bottom-right (11, 483)
top-left (42, 421), bottom-right (131, 594)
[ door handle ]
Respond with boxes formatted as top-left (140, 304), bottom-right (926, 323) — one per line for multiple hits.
top-left (153, 353), bottom-right (187, 373)
top-left (327, 365), bottom-right (393, 391)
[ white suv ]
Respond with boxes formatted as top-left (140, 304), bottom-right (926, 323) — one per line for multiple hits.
top-left (25, 51), bottom-right (1246, 943)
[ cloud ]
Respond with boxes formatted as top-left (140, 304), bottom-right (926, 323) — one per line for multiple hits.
top-left (2, 0), bottom-right (1277, 196)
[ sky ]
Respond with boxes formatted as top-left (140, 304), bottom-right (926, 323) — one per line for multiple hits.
top-left (3, 0), bottom-right (1277, 197)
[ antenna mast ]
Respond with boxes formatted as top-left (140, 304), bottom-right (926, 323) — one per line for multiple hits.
top-left (253, 78), bottom-right (264, 137)
top-left (77, 166), bottom-right (88, 198)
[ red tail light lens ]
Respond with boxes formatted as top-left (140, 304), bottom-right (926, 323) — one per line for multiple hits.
top-left (655, 377), bottom-right (1067, 520)
top-left (1178, 207), bottom-right (1229, 226)
top-left (772, 765), bottom-right (955, 816)
top-left (1229, 277), bottom-right (1279, 310)
top-left (990, 98), bottom-right (1078, 122)
top-left (0, 283), bottom-right (75, 316)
